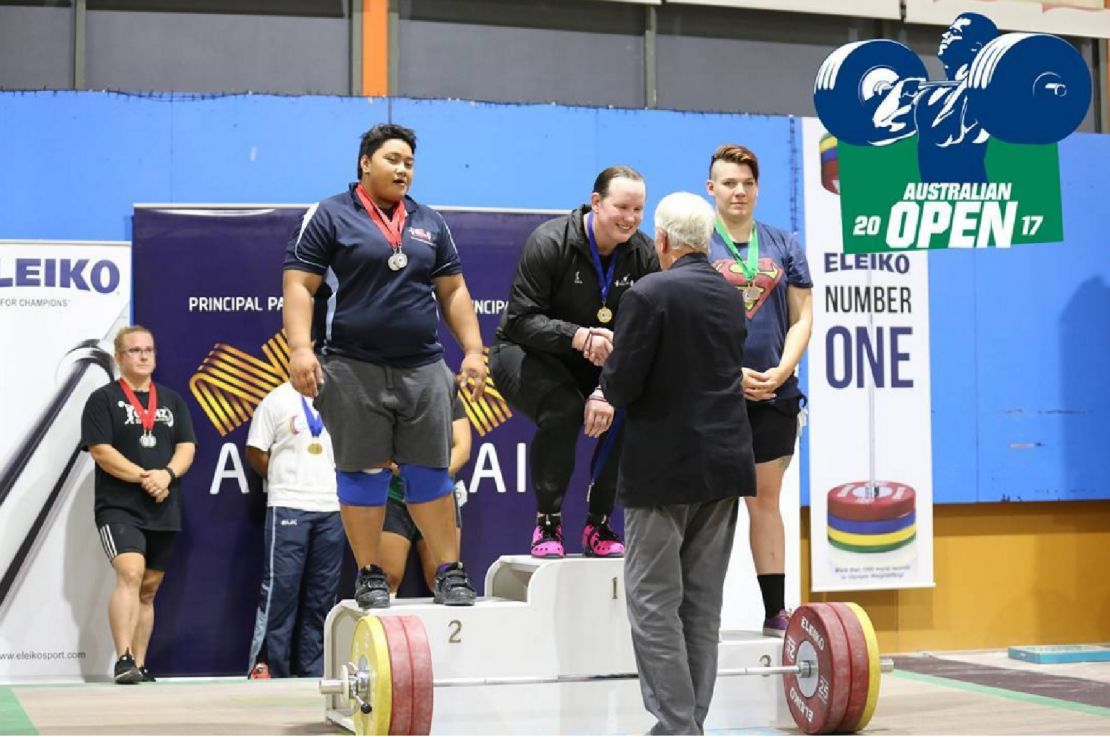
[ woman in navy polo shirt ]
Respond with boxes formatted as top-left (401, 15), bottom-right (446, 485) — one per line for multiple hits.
top-left (283, 124), bottom-right (486, 609)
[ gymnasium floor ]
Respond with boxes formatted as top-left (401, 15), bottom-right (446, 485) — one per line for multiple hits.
top-left (1, 650), bottom-right (1107, 735)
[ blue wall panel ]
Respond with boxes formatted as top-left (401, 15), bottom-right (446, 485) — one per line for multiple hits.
top-left (924, 236), bottom-right (981, 504)
top-left (925, 133), bottom-right (1110, 503)
top-left (594, 108), bottom-right (793, 233)
top-left (1, 92), bottom-right (173, 240)
top-left (971, 135), bottom-right (1110, 502)
top-left (167, 96), bottom-right (389, 206)
top-left (2, 91), bottom-right (1107, 504)
top-left (394, 97), bottom-right (601, 210)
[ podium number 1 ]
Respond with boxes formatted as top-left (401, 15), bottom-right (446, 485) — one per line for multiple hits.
top-left (612, 577), bottom-right (619, 600)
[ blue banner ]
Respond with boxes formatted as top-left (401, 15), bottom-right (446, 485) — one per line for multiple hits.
top-left (132, 205), bottom-right (611, 675)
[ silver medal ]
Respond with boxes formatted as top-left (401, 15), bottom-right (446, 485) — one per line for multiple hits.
top-left (388, 251), bottom-right (408, 271)
top-left (140, 432), bottom-right (157, 448)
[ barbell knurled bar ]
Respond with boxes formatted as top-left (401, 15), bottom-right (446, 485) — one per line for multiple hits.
top-left (320, 657), bottom-right (894, 695)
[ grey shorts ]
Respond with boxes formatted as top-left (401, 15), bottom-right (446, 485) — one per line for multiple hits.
top-left (314, 355), bottom-right (455, 471)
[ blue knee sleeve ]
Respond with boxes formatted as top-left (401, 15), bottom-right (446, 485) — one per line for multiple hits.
top-left (399, 464), bottom-right (453, 504)
top-left (336, 469), bottom-right (390, 507)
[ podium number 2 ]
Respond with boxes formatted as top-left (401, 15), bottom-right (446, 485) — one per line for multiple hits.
top-left (448, 620), bottom-right (462, 644)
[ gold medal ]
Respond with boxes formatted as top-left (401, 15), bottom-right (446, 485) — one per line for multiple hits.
top-left (743, 284), bottom-right (761, 303)
top-left (307, 441), bottom-right (323, 455)
top-left (597, 306), bottom-right (613, 324)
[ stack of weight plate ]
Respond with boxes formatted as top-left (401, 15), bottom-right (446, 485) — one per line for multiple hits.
top-left (826, 482), bottom-right (916, 554)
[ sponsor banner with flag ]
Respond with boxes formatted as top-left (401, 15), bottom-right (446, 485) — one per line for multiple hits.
top-left (0, 240), bottom-right (130, 678)
top-left (801, 119), bottom-right (936, 591)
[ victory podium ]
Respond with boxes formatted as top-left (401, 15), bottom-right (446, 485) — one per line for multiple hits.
top-left (322, 555), bottom-right (790, 734)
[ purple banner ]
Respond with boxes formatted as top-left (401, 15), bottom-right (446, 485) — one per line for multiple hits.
top-left (132, 205), bottom-right (614, 676)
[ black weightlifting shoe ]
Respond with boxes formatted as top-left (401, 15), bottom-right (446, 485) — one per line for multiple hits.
top-left (354, 564), bottom-right (391, 609)
top-left (113, 651), bottom-right (142, 684)
top-left (433, 562), bottom-right (476, 606)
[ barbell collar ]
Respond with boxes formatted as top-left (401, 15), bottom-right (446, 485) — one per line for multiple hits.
top-left (319, 678), bottom-right (347, 695)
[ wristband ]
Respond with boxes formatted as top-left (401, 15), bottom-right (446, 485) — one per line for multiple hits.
top-left (164, 466), bottom-right (178, 484)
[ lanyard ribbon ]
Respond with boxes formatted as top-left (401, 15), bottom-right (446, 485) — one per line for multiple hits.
top-left (589, 409), bottom-right (625, 485)
top-left (119, 379), bottom-right (158, 435)
top-left (300, 396), bottom-right (324, 438)
top-left (585, 213), bottom-right (619, 306)
top-left (714, 219), bottom-right (760, 281)
top-left (355, 183), bottom-right (407, 249)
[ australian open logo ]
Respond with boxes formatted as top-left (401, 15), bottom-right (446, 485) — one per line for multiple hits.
top-left (814, 13), bottom-right (1091, 253)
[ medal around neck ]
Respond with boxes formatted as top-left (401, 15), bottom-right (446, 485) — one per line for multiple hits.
top-left (715, 218), bottom-right (760, 282)
top-left (586, 213), bottom-right (619, 324)
top-left (388, 251), bottom-right (408, 271)
top-left (119, 379), bottom-right (159, 449)
top-left (300, 395), bottom-right (326, 457)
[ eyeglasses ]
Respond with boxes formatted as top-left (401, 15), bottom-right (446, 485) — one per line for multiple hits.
top-left (123, 347), bottom-right (156, 356)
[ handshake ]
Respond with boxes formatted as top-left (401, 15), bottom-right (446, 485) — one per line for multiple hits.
top-left (573, 327), bottom-right (614, 367)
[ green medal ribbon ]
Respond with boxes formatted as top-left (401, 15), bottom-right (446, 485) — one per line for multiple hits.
top-left (714, 219), bottom-right (759, 281)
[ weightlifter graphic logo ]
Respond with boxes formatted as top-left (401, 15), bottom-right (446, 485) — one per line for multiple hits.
top-left (814, 12), bottom-right (1091, 253)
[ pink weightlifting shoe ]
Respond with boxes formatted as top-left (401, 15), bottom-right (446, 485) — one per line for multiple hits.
top-left (583, 516), bottom-right (625, 558)
top-left (531, 515), bottom-right (565, 558)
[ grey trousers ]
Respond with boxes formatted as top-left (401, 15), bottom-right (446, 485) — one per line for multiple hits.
top-left (624, 497), bottom-right (739, 736)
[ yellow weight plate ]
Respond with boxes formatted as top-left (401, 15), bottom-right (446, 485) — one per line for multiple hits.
top-left (844, 603), bottom-right (880, 732)
top-left (827, 523), bottom-right (916, 548)
top-left (350, 615), bottom-right (393, 736)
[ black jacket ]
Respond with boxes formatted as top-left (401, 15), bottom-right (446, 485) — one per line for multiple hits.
top-left (600, 253), bottom-right (756, 508)
top-left (495, 205), bottom-right (658, 355)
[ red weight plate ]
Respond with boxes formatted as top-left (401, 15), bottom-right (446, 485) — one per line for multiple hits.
top-left (827, 482), bottom-right (916, 522)
top-left (379, 616), bottom-right (414, 735)
top-left (400, 615), bottom-right (434, 736)
top-left (827, 602), bottom-right (870, 734)
top-left (781, 604), bottom-right (852, 734)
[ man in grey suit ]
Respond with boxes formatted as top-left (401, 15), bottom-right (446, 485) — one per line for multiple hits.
top-left (599, 192), bottom-right (757, 735)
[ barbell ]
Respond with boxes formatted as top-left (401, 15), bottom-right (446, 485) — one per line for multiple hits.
top-left (814, 33), bottom-right (1091, 146)
top-left (319, 602), bottom-right (892, 735)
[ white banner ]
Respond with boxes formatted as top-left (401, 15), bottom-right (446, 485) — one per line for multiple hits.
top-left (0, 240), bottom-right (131, 679)
top-left (721, 462), bottom-right (801, 632)
top-left (801, 120), bottom-right (936, 592)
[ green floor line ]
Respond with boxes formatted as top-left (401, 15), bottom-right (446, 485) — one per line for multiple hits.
top-left (0, 676), bottom-right (261, 689)
top-left (892, 668), bottom-right (1110, 718)
top-left (0, 687), bottom-right (38, 736)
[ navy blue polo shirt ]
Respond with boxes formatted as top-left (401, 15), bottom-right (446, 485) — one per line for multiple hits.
top-left (283, 185), bottom-right (462, 368)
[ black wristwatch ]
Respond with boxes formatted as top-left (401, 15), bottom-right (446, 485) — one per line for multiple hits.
top-left (164, 466), bottom-right (178, 484)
